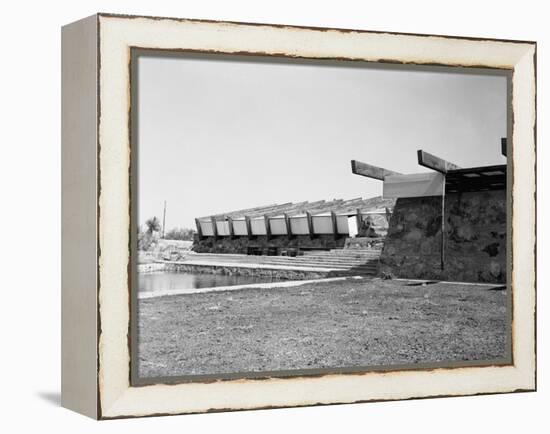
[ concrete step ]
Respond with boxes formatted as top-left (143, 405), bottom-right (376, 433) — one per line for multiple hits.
top-left (281, 255), bottom-right (380, 261)
top-left (302, 251), bottom-right (382, 257)
top-left (181, 260), bottom-right (379, 271)
top-left (294, 256), bottom-right (380, 262)
top-left (189, 251), bottom-right (381, 257)
top-left (260, 263), bottom-right (379, 270)
top-left (254, 255), bottom-right (379, 262)
top-left (184, 258), bottom-right (379, 268)
top-left (182, 250), bottom-right (382, 274)
top-left (328, 249), bottom-right (382, 255)
top-left (256, 262), bottom-right (377, 269)
top-left (188, 253), bottom-right (381, 263)
top-left (311, 249), bottom-right (381, 254)
top-left (188, 249), bottom-right (382, 257)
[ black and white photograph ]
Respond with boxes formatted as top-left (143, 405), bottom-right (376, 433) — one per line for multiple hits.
top-left (2, 0), bottom-right (543, 429)
top-left (132, 51), bottom-right (511, 382)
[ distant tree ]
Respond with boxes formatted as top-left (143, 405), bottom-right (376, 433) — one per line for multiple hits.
top-left (145, 216), bottom-right (161, 235)
top-left (138, 217), bottom-right (161, 251)
top-left (164, 227), bottom-right (196, 241)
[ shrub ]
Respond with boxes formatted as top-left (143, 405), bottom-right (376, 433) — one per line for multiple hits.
top-left (164, 227), bottom-right (196, 241)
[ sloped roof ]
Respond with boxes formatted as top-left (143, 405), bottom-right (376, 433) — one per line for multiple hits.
top-left (198, 196), bottom-right (395, 221)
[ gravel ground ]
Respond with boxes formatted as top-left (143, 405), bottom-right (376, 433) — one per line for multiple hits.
top-left (137, 278), bottom-right (508, 379)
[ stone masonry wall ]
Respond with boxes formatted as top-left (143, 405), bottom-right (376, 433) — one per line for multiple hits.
top-left (165, 263), bottom-right (331, 280)
top-left (379, 190), bottom-right (506, 283)
top-left (193, 234), bottom-right (346, 254)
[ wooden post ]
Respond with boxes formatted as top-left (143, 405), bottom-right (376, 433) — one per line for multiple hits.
top-left (306, 211), bottom-right (314, 239)
top-left (227, 216), bottom-right (235, 239)
top-left (385, 207), bottom-right (392, 224)
top-left (284, 213), bottom-right (292, 239)
top-left (330, 211), bottom-right (339, 240)
top-left (245, 215), bottom-right (253, 240)
top-left (195, 218), bottom-right (204, 240)
top-left (211, 216), bottom-right (218, 241)
top-left (414, 149), bottom-right (459, 271)
top-left (264, 214), bottom-right (272, 240)
top-left (356, 208), bottom-right (363, 234)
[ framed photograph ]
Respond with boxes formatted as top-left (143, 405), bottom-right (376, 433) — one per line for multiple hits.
top-left (61, 13), bottom-right (536, 419)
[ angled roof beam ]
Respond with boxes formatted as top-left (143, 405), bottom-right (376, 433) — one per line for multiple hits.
top-left (351, 160), bottom-right (401, 180)
top-left (258, 201), bottom-right (310, 218)
top-left (199, 203), bottom-right (281, 220)
top-left (417, 150), bottom-right (461, 174)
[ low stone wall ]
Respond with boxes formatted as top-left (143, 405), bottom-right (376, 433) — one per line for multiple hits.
top-left (192, 234), bottom-right (346, 254)
top-left (344, 236), bottom-right (385, 250)
top-left (164, 262), bottom-right (331, 280)
top-left (379, 190), bottom-right (506, 283)
top-left (138, 263), bottom-right (167, 273)
top-left (139, 239), bottom-right (193, 262)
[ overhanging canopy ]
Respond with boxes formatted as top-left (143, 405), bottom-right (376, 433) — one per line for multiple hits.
top-left (445, 165), bottom-right (506, 193)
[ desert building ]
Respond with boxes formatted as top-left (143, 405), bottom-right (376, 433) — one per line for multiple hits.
top-left (193, 140), bottom-right (507, 284)
top-left (353, 141), bottom-right (507, 283)
top-left (193, 196), bottom-right (394, 254)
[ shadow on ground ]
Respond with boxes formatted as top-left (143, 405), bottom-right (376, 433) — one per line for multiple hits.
top-left (37, 391), bottom-right (61, 407)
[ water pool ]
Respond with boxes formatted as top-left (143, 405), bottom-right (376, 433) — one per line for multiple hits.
top-left (138, 271), bottom-right (277, 295)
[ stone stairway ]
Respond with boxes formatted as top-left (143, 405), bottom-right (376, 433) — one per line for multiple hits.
top-left (176, 248), bottom-right (382, 276)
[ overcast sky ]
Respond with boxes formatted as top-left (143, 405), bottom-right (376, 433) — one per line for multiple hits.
top-left (137, 53), bottom-right (508, 230)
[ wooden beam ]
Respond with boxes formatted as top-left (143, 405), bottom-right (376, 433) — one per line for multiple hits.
top-left (195, 218), bottom-right (204, 240)
top-left (417, 150), bottom-right (461, 173)
top-left (244, 215), bottom-right (253, 240)
top-left (351, 160), bottom-right (401, 180)
top-left (306, 211), bottom-right (314, 239)
top-left (356, 208), bottom-right (363, 233)
top-left (385, 207), bottom-right (392, 224)
top-left (227, 216), bottom-right (235, 239)
top-left (330, 211), bottom-right (339, 240)
top-left (501, 138), bottom-right (507, 157)
top-left (284, 213), bottom-right (292, 239)
top-left (210, 216), bottom-right (218, 241)
top-left (264, 214), bottom-right (272, 240)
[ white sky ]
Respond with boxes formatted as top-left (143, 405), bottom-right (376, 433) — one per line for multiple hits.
top-left (137, 53), bottom-right (508, 230)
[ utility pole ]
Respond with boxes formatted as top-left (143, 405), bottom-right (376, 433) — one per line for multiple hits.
top-left (441, 179), bottom-right (445, 271)
top-left (162, 200), bottom-right (167, 239)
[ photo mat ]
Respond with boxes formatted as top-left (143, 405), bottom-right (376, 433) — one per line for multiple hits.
top-left (129, 49), bottom-right (514, 386)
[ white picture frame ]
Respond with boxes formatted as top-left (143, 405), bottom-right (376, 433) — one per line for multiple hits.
top-left (61, 13), bottom-right (536, 419)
